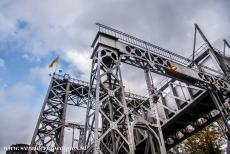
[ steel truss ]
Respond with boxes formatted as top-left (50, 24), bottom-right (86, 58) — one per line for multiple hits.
top-left (84, 23), bottom-right (230, 154)
top-left (30, 74), bottom-right (89, 154)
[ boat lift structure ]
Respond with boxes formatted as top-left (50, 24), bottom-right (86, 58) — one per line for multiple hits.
top-left (30, 23), bottom-right (230, 154)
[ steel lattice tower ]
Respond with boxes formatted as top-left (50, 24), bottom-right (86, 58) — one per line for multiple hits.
top-left (30, 74), bottom-right (88, 154)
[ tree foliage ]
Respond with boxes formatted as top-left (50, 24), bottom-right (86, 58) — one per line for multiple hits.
top-left (169, 120), bottom-right (228, 154)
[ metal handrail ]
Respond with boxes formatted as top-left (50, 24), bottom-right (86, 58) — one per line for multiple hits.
top-left (53, 73), bottom-right (90, 87)
top-left (187, 43), bottom-right (208, 60)
top-left (96, 23), bottom-right (191, 65)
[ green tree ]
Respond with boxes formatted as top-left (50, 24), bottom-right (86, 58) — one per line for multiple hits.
top-left (169, 120), bottom-right (228, 154)
top-left (182, 120), bottom-right (227, 154)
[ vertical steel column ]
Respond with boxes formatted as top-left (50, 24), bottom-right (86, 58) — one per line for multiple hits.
top-left (192, 25), bottom-right (197, 66)
top-left (83, 55), bottom-right (97, 153)
top-left (59, 81), bottom-right (70, 153)
top-left (78, 127), bottom-right (85, 149)
top-left (85, 48), bottom-right (135, 154)
top-left (144, 69), bottom-right (166, 153)
top-left (93, 50), bottom-right (101, 154)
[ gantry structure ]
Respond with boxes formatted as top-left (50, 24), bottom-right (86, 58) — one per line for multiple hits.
top-left (30, 23), bottom-right (230, 154)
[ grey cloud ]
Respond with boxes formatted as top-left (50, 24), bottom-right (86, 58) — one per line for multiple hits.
top-left (71, 0), bottom-right (230, 55)
top-left (1, 0), bottom-right (230, 56)
top-left (1, 0), bottom-right (230, 151)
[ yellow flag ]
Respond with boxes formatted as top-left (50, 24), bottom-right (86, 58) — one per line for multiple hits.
top-left (49, 55), bottom-right (60, 68)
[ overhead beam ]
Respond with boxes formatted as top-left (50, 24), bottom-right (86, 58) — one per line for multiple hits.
top-left (92, 24), bottom-right (230, 93)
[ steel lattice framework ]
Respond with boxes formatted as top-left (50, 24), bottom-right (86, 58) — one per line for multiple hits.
top-left (30, 74), bottom-right (89, 153)
top-left (30, 23), bottom-right (230, 154)
top-left (84, 23), bottom-right (230, 154)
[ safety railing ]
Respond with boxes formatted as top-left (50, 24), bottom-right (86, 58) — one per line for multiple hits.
top-left (53, 73), bottom-right (90, 87)
top-left (187, 43), bottom-right (208, 61)
top-left (96, 23), bottom-right (192, 65)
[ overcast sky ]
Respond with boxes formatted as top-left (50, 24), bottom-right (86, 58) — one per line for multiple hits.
top-left (0, 0), bottom-right (230, 152)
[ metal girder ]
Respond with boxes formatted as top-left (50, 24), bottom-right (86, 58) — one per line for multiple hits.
top-left (93, 23), bottom-right (230, 93)
top-left (93, 36), bottom-right (230, 93)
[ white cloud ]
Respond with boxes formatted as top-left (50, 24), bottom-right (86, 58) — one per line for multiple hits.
top-left (0, 82), bottom-right (35, 105)
top-left (0, 0), bottom-right (91, 57)
top-left (0, 104), bottom-right (37, 153)
top-left (0, 82), bottom-right (38, 153)
top-left (120, 64), bottom-right (148, 95)
top-left (0, 13), bottom-right (15, 41)
top-left (29, 66), bottom-right (51, 86)
top-left (63, 49), bottom-right (91, 81)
